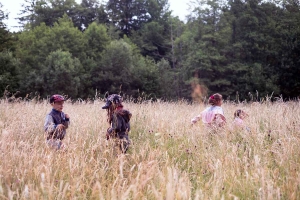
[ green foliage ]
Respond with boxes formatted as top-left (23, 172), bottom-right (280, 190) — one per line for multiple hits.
top-left (17, 14), bottom-right (86, 65)
top-left (0, 51), bottom-right (20, 95)
top-left (0, 2), bottom-right (7, 26)
top-left (16, 14), bottom-right (87, 96)
top-left (157, 59), bottom-right (173, 97)
top-left (92, 39), bottom-right (161, 97)
top-left (17, 0), bottom-right (108, 31)
top-left (99, 40), bottom-right (133, 93)
top-left (81, 22), bottom-right (111, 96)
top-left (178, 0), bottom-right (300, 100)
top-left (106, 0), bottom-right (170, 36)
top-left (224, 0), bottom-right (282, 98)
top-left (276, 1), bottom-right (300, 98)
top-left (83, 22), bottom-right (110, 60)
top-left (131, 55), bottom-right (160, 98)
top-left (131, 21), bottom-right (170, 61)
top-left (42, 50), bottom-right (83, 97)
top-left (2, 0), bottom-right (300, 99)
top-left (79, 0), bottom-right (109, 30)
top-left (18, 0), bottom-right (77, 28)
top-left (181, 0), bottom-right (234, 98)
top-left (0, 3), bottom-right (15, 52)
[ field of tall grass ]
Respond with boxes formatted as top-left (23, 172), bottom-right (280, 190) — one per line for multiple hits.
top-left (0, 98), bottom-right (300, 199)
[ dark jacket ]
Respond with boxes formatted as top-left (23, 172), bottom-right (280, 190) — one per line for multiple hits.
top-left (107, 109), bottom-right (132, 139)
top-left (44, 109), bottom-right (70, 140)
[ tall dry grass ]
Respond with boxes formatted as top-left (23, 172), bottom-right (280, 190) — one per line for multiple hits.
top-left (0, 99), bottom-right (300, 199)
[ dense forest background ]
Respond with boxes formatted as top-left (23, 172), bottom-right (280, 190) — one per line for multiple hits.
top-left (0, 0), bottom-right (299, 101)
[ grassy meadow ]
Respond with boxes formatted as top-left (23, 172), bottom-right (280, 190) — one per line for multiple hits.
top-left (0, 98), bottom-right (300, 199)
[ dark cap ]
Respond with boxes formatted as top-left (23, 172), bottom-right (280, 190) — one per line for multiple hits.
top-left (102, 94), bottom-right (122, 109)
top-left (50, 94), bottom-right (65, 103)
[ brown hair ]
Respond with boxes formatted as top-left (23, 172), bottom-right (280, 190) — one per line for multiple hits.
top-left (106, 103), bottom-right (124, 123)
top-left (234, 109), bottom-right (242, 118)
top-left (107, 105), bottom-right (115, 123)
top-left (208, 93), bottom-right (222, 106)
top-left (234, 109), bottom-right (248, 118)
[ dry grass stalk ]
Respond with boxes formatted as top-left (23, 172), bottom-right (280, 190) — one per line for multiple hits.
top-left (0, 99), bottom-right (299, 199)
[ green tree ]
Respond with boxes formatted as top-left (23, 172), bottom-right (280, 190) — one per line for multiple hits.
top-left (92, 39), bottom-right (161, 97)
top-left (277, 0), bottom-right (300, 98)
top-left (18, 0), bottom-right (77, 28)
top-left (17, 14), bottom-right (86, 65)
top-left (95, 40), bottom-right (133, 93)
top-left (0, 3), bottom-right (14, 52)
top-left (0, 51), bottom-right (20, 95)
top-left (16, 14), bottom-right (87, 96)
top-left (131, 21), bottom-right (168, 61)
top-left (181, 0), bottom-right (233, 98)
top-left (79, 0), bottom-right (108, 29)
top-left (130, 55), bottom-right (160, 98)
top-left (156, 58), bottom-right (177, 99)
top-left (84, 22), bottom-right (110, 59)
top-left (17, 0), bottom-right (108, 31)
top-left (130, 7), bottom-right (175, 63)
top-left (225, 0), bottom-right (281, 98)
top-left (82, 22), bottom-right (111, 96)
top-left (42, 50), bottom-right (83, 97)
top-left (106, 0), bottom-right (169, 36)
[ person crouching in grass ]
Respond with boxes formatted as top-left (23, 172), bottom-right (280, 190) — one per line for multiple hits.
top-left (44, 94), bottom-right (70, 150)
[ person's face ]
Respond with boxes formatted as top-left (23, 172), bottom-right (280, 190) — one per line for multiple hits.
top-left (240, 111), bottom-right (248, 119)
top-left (52, 101), bottom-right (64, 112)
top-left (216, 99), bottom-right (222, 106)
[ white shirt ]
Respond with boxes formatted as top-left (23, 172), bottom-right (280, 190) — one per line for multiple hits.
top-left (191, 106), bottom-right (225, 125)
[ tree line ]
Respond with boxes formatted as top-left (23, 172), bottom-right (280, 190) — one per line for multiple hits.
top-left (0, 0), bottom-right (299, 101)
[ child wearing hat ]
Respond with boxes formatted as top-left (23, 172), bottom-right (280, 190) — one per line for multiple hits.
top-left (102, 94), bottom-right (132, 153)
top-left (44, 94), bottom-right (70, 150)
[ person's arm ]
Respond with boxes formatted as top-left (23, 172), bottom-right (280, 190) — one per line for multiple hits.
top-left (107, 114), bottom-right (121, 133)
top-left (44, 115), bottom-right (55, 133)
top-left (126, 122), bottom-right (130, 132)
top-left (215, 114), bottom-right (226, 126)
top-left (213, 107), bottom-right (226, 125)
top-left (123, 110), bottom-right (131, 132)
top-left (113, 115), bottom-right (123, 132)
top-left (106, 127), bottom-right (112, 139)
top-left (191, 114), bottom-right (201, 124)
top-left (219, 114), bottom-right (226, 122)
top-left (63, 113), bottom-right (70, 129)
top-left (106, 115), bottom-right (123, 139)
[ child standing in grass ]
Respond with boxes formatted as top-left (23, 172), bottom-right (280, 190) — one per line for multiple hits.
top-left (233, 109), bottom-right (250, 131)
top-left (44, 94), bottom-right (70, 150)
top-left (191, 93), bottom-right (226, 127)
top-left (102, 94), bottom-right (132, 153)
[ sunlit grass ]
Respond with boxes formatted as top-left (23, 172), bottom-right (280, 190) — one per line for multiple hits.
top-left (0, 99), bottom-right (300, 199)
